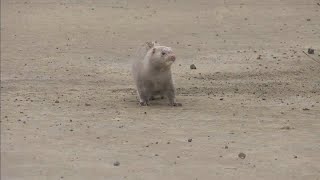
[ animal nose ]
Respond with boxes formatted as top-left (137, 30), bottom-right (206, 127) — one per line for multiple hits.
top-left (170, 55), bottom-right (176, 61)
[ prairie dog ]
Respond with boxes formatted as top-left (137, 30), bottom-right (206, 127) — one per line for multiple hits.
top-left (132, 41), bottom-right (181, 106)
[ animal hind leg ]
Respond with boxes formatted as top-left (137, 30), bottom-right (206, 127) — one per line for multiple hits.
top-left (137, 89), bottom-right (150, 106)
top-left (166, 89), bottom-right (182, 107)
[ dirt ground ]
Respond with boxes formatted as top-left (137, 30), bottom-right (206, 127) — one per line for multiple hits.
top-left (1, 0), bottom-right (320, 179)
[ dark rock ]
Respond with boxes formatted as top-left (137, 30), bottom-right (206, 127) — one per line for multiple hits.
top-left (238, 152), bottom-right (246, 159)
top-left (190, 64), bottom-right (197, 70)
top-left (308, 48), bottom-right (314, 54)
top-left (257, 55), bottom-right (262, 59)
top-left (113, 161), bottom-right (120, 166)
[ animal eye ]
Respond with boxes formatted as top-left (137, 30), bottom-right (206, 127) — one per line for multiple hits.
top-left (161, 52), bottom-right (166, 55)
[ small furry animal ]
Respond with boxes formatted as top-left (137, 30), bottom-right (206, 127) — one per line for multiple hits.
top-left (132, 41), bottom-right (182, 106)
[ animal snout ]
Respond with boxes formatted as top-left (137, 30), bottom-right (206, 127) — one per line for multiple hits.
top-left (169, 55), bottom-right (176, 61)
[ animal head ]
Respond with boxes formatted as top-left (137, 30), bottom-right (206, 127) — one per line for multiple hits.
top-left (147, 45), bottom-right (176, 68)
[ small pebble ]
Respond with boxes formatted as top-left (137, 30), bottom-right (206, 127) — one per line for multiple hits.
top-left (190, 64), bottom-right (197, 70)
top-left (55, 100), bottom-right (59, 103)
top-left (294, 155), bottom-right (298, 159)
top-left (257, 55), bottom-right (262, 59)
top-left (85, 103), bottom-right (91, 106)
top-left (308, 48), bottom-right (314, 54)
top-left (188, 138), bottom-right (192, 142)
top-left (238, 152), bottom-right (246, 159)
top-left (113, 161), bottom-right (120, 166)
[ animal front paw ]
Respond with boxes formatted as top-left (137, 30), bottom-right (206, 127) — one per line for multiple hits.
top-left (139, 101), bottom-right (149, 106)
top-left (170, 102), bottom-right (182, 107)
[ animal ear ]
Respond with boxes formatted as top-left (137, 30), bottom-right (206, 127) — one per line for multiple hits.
top-left (154, 41), bottom-right (160, 46)
top-left (152, 48), bottom-right (156, 54)
top-left (146, 41), bottom-right (154, 49)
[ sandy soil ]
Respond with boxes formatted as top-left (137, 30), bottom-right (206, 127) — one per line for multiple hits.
top-left (1, 0), bottom-right (320, 179)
